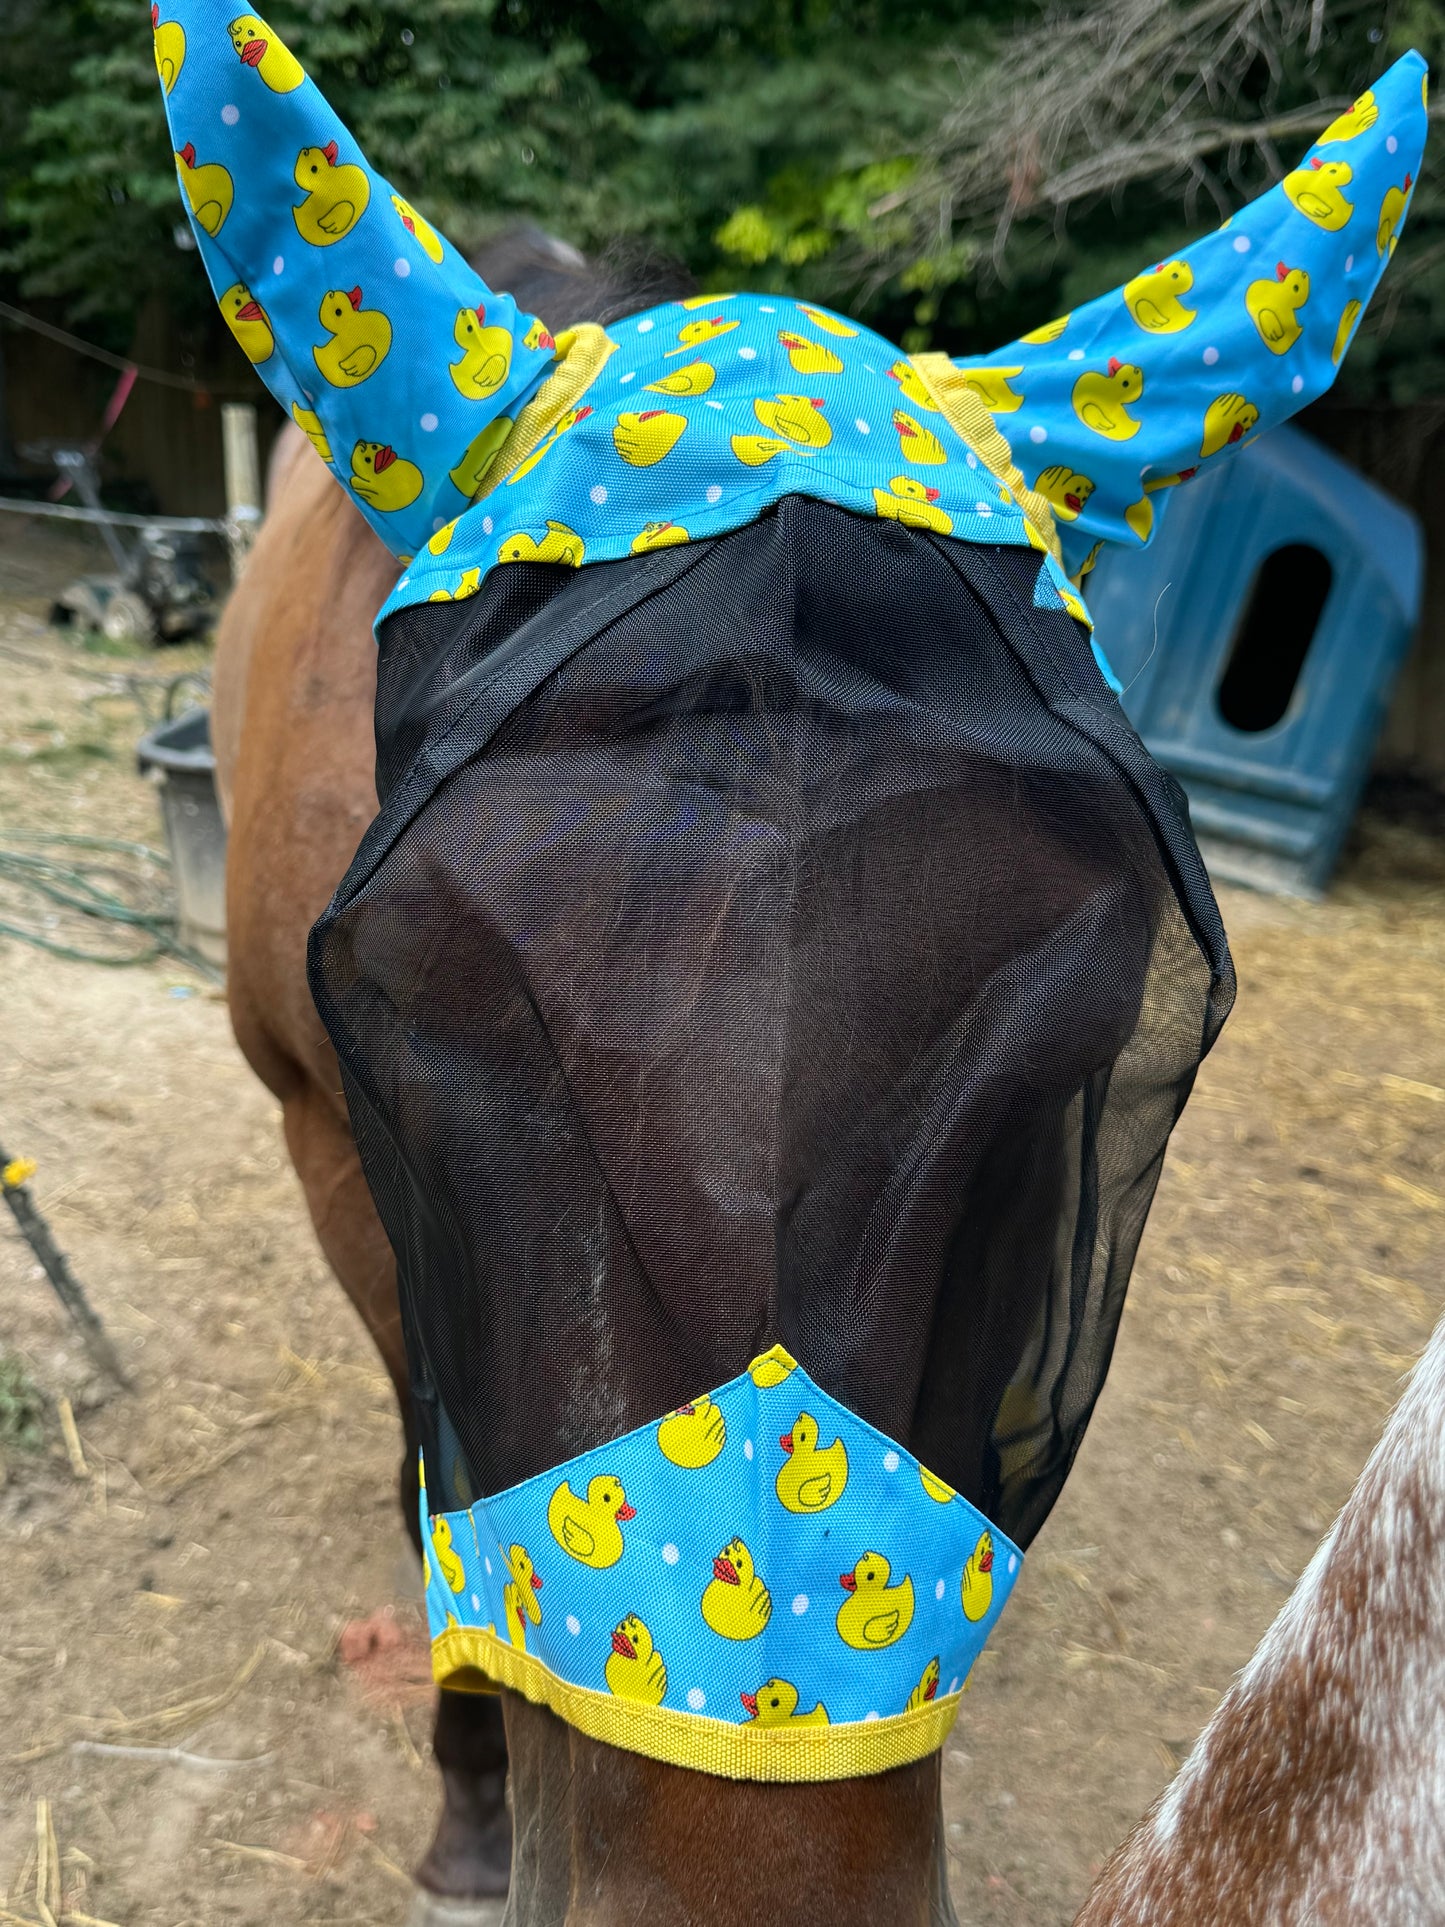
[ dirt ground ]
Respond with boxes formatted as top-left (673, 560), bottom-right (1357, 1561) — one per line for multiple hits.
top-left (1, 517), bottom-right (1443, 1926)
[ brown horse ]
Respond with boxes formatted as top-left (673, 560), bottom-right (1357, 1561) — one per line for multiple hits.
top-left (215, 233), bottom-right (958, 1924)
top-left (218, 429), bottom-right (957, 1927)
top-left (216, 241), bottom-right (1445, 1925)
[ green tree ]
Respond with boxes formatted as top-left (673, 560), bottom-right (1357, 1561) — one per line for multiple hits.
top-left (1, 0), bottom-right (1440, 399)
top-left (0, 0), bottom-right (997, 331)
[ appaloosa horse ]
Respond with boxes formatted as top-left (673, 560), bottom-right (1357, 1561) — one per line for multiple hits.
top-left (217, 238), bottom-right (1445, 1926)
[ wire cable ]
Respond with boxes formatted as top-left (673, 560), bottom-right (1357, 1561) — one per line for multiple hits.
top-left (0, 298), bottom-right (255, 398)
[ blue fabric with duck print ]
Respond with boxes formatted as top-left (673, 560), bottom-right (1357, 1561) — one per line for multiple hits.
top-left (152, 0), bottom-right (1426, 661)
top-left (954, 57), bottom-right (1429, 584)
top-left (420, 1346), bottom-right (1020, 1779)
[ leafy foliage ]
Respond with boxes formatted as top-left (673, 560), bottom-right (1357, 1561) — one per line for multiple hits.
top-left (0, 1351), bottom-right (48, 1455)
top-left (0, 0), bottom-right (1439, 397)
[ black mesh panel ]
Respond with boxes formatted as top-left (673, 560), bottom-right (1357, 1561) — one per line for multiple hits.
top-left (310, 497), bottom-right (1233, 1548)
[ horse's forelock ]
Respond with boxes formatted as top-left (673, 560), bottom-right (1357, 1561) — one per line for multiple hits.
top-left (466, 224), bottom-right (698, 334)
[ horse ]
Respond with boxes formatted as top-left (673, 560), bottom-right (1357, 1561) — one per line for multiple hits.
top-left (216, 235), bottom-right (1445, 1925)
top-left (1077, 1302), bottom-right (1445, 1923)
top-left (218, 234), bottom-right (970, 1926)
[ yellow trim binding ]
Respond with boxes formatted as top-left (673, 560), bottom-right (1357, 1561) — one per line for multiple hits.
top-left (470, 323), bottom-right (618, 503)
top-left (432, 1624), bottom-right (964, 1782)
top-left (907, 354), bottom-right (1062, 562)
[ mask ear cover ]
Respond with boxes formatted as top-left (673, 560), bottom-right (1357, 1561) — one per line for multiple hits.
top-left (311, 496), bottom-right (1232, 1554)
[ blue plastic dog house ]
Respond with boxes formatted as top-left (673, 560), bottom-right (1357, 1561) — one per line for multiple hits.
top-left (1088, 425), bottom-right (1423, 896)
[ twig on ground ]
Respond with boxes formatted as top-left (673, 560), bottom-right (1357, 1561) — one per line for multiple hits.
top-left (56, 1399), bottom-right (88, 1480)
top-left (71, 1740), bottom-right (276, 1770)
top-left (4, 1641), bottom-right (266, 1766)
top-left (209, 1840), bottom-right (309, 1874)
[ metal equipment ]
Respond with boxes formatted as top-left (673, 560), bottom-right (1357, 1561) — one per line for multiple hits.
top-left (12, 441), bottom-right (219, 645)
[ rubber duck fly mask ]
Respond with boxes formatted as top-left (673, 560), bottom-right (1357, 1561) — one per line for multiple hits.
top-left (153, 6), bottom-right (1427, 1779)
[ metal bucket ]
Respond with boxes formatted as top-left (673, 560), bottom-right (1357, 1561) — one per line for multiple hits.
top-left (136, 707), bottom-right (227, 967)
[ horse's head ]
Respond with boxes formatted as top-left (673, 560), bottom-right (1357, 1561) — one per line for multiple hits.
top-left (310, 458), bottom-right (1230, 1918)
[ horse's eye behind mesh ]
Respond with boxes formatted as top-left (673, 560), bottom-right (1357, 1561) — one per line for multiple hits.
top-left (311, 497), bottom-right (1232, 1550)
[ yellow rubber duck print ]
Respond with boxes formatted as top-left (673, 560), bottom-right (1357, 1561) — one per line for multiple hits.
top-left (505, 405), bottom-right (593, 485)
top-left (657, 1395), bottom-right (726, 1467)
top-left (837, 1553), bottom-right (914, 1650)
top-left (795, 302), bottom-right (857, 337)
top-left (613, 409), bottom-right (688, 467)
top-left (679, 293), bottom-right (736, 309)
top-left (522, 318), bottom-right (557, 351)
top-left (730, 434), bottom-right (791, 468)
top-left (449, 416), bottom-right (513, 499)
top-left (227, 13), bottom-right (303, 92)
top-left (1246, 263), bottom-right (1309, 353)
top-left (1146, 468), bottom-right (1195, 494)
top-left (741, 1679), bottom-right (829, 1727)
top-left (1377, 175), bottom-right (1413, 257)
top-left (547, 1473), bottom-right (636, 1568)
top-left (872, 476), bottom-right (953, 534)
top-left (1284, 157), bottom-right (1355, 231)
top-left (292, 140), bottom-right (370, 246)
top-left (313, 286), bottom-right (392, 387)
top-left (752, 395), bottom-right (832, 449)
top-left (427, 519), bottom-right (457, 556)
top-left (1033, 464), bottom-right (1095, 521)
top-left (219, 284), bottom-right (273, 365)
top-left (1320, 89), bottom-right (1378, 144)
top-left (152, 5), bottom-right (185, 92)
top-left (1200, 392), bottom-right (1260, 457)
top-left (350, 440), bottom-right (422, 513)
top-left (701, 1538), bottom-right (772, 1640)
top-left (955, 367), bottom-right (1024, 414)
top-left (906, 1658), bottom-right (941, 1711)
top-left (449, 305), bottom-right (514, 402)
top-left (391, 193), bottom-right (444, 265)
top-left (1124, 496), bottom-right (1154, 543)
top-left (1020, 314), bottom-right (1069, 345)
top-left (498, 521), bottom-right (586, 566)
top-left (428, 568), bottom-right (481, 602)
top-left (1123, 261), bottom-right (1197, 333)
top-left (892, 408), bottom-right (947, 465)
top-left (666, 314), bottom-right (738, 356)
top-left (430, 1515), bottom-right (466, 1593)
top-left (631, 521), bottom-right (690, 553)
top-left (175, 143), bottom-right (232, 237)
top-left (961, 1530), bottom-right (995, 1623)
top-left (885, 360), bottom-right (939, 412)
top-left (645, 360), bottom-right (716, 396)
top-left (919, 1465), bottom-right (955, 1503)
top-left (503, 1543), bottom-right (543, 1652)
top-left (1059, 584), bottom-right (1092, 628)
top-left (291, 403), bottom-right (331, 463)
top-left (604, 1614), bottom-right (668, 1705)
top-left (1071, 358), bottom-right (1144, 440)
top-left (779, 331), bottom-right (844, 377)
top-left (775, 1412), bottom-right (848, 1513)
top-left (749, 1345), bottom-right (797, 1388)
top-left (1331, 299), bottom-right (1362, 367)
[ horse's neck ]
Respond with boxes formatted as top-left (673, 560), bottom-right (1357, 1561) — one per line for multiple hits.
top-left (1079, 1310), bottom-right (1445, 1924)
top-left (501, 1696), bottom-right (956, 1927)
